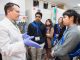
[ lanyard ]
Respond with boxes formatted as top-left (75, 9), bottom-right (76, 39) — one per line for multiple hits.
top-left (32, 22), bottom-right (41, 35)
top-left (59, 29), bottom-right (68, 45)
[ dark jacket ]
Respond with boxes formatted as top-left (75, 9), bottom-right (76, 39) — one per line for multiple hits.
top-left (27, 21), bottom-right (46, 44)
top-left (54, 24), bottom-right (66, 40)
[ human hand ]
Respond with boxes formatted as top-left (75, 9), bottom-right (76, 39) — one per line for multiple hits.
top-left (51, 50), bottom-right (54, 57)
top-left (22, 32), bottom-right (28, 39)
top-left (22, 32), bottom-right (30, 39)
top-left (23, 37), bottom-right (41, 48)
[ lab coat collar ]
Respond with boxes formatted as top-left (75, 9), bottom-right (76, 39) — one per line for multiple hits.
top-left (3, 17), bottom-right (20, 33)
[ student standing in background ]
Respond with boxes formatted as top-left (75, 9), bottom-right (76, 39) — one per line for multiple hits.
top-left (44, 19), bottom-right (54, 60)
top-left (52, 17), bottom-right (66, 46)
top-left (27, 12), bottom-right (46, 60)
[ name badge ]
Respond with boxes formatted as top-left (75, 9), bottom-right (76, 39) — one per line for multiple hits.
top-left (35, 37), bottom-right (40, 41)
top-left (56, 34), bottom-right (59, 37)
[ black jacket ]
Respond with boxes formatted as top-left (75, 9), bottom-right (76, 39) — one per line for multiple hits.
top-left (54, 24), bottom-right (66, 40)
top-left (27, 21), bottom-right (46, 44)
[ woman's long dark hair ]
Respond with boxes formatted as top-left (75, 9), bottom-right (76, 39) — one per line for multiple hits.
top-left (45, 19), bottom-right (53, 31)
top-left (63, 9), bottom-right (78, 24)
top-left (45, 19), bottom-right (53, 27)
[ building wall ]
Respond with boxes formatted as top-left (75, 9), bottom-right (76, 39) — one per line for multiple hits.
top-left (0, 0), bottom-right (25, 20)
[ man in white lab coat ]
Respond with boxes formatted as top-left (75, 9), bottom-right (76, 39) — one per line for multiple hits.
top-left (0, 2), bottom-right (40, 60)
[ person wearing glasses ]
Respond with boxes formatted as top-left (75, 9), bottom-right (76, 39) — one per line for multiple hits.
top-left (27, 12), bottom-right (46, 60)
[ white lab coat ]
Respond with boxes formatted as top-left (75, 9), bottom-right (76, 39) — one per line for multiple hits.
top-left (0, 17), bottom-right (26, 60)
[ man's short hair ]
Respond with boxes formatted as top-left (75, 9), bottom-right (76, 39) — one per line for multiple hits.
top-left (77, 13), bottom-right (80, 24)
top-left (4, 2), bottom-right (20, 15)
top-left (63, 9), bottom-right (78, 23)
top-left (35, 12), bottom-right (42, 18)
